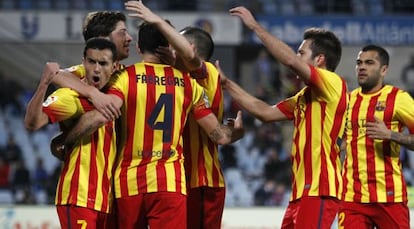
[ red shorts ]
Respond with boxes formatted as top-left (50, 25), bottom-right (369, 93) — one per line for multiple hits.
top-left (338, 201), bottom-right (409, 229)
top-left (187, 187), bottom-right (225, 229)
top-left (56, 205), bottom-right (115, 229)
top-left (116, 192), bottom-right (186, 228)
top-left (281, 196), bottom-right (339, 229)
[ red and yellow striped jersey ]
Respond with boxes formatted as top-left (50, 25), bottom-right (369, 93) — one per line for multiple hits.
top-left (341, 85), bottom-right (414, 203)
top-left (42, 88), bottom-right (117, 213)
top-left (277, 65), bottom-right (348, 201)
top-left (107, 62), bottom-right (212, 198)
top-left (183, 62), bottom-right (225, 188)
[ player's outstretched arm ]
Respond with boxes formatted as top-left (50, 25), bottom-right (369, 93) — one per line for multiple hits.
top-left (125, 0), bottom-right (201, 71)
top-left (24, 62), bottom-right (60, 131)
top-left (229, 6), bottom-right (311, 82)
top-left (215, 60), bottom-right (288, 123)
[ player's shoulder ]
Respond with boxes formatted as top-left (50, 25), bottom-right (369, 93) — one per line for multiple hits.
top-left (63, 64), bottom-right (85, 79)
top-left (43, 88), bottom-right (78, 107)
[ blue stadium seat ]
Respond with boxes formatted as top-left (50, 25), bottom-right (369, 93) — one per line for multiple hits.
top-left (18, 0), bottom-right (33, 9)
top-left (109, 0), bottom-right (123, 10)
top-left (54, 0), bottom-right (69, 10)
top-left (90, 0), bottom-right (105, 10)
top-left (1, 0), bottom-right (15, 9)
top-left (71, 0), bottom-right (87, 10)
top-left (36, 0), bottom-right (51, 10)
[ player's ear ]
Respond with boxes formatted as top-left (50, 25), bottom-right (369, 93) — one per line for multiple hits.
top-left (112, 61), bottom-right (118, 73)
top-left (380, 64), bottom-right (388, 77)
top-left (136, 43), bottom-right (143, 54)
top-left (315, 54), bottom-right (326, 67)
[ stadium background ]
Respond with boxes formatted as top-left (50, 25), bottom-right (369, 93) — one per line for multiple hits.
top-left (0, 0), bottom-right (414, 228)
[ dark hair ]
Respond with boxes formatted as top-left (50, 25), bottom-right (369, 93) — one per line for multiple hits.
top-left (180, 26), bottom-right (214, 61)
top-left (83, 38), bottom-right (117, 62)
top-left (303, 28), bottom-right (342, 71)
top-left (137, 21), bottom-right (170, 54)
top-left (83, 11), bottom-right (127, 41)
top-left (361, 44), bottom-right (389, 66)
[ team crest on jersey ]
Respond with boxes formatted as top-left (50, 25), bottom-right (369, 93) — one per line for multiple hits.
top-left (375, 101), bottom-right (385, 111)
top-left (42, 96), bottom-right (58, 107)
top-left (202, 91), bottom-right (210, 108)
top-left (64, 65), bottom-right (79, 72)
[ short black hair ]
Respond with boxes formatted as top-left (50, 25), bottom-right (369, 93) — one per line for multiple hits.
top-left (180, 26), bottom-right (214, 61)
top-left (137, 21), bottom-right (170, 54)
top-left (303, 28), bottom-right (342, 71)
top-left (361, 44), bottom-right (389, 66)
top-left (83, 38), bottom-right (117, 62)
top-left (83, 11), bottom-right (127, 41)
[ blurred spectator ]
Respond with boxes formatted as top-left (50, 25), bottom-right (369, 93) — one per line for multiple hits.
top-left (0, 157), bottom-right (10, 189)
top-left (392, 0), bottom-right (414, 13)
top-left (46, 162), bottom-right (61, 204)
top-left (254, 179), bottom-right (276, 206)
top-left (263, 146), bottom-right (291, 186)
top-left (254, 178), bottom-right (289, 206)
top-left (238, 146), bottom-right (265, 180)
top-left (314, 0), bottom-right (352, 13)
top-left (401, 54), bottom-right (414, 97)
top-left (167, 0), bottom-right (196, 10)
top-left (0, 72), bottom-right (24, 116)
top-left (11, 159), bottom-right (31, 192)
top-left (32, 157), bottom-right (48, 192)
top-left (1, 135), bottom-right (23, 165)
top-left (15, 186), bottom-right (36, 204)
top-left (220, 144), bottom-right (238, 171)
top-left (271, 181), bottom-right (289, 206)
top-left (252, 48), bottom-right (281, 101)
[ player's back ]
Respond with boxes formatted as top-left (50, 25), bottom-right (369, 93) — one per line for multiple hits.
top-left (109, 62), bottom-right (210, 197)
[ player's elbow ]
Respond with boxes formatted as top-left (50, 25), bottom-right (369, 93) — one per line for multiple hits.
top-left (24, 119), bottom-right (43, 132)
top-left (24, 123), bottom-right (39, 132)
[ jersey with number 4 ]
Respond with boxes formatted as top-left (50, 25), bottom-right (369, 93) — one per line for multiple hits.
top-left (108, 63), bottom-right (212, 198)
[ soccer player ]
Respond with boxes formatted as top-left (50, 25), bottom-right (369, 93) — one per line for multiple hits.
top-left (62, 1), bottom-right (244, 228)
top-left (56, 11), bottom-right (133, 119)
top-left (24, 11), bottom-right (132, 131)
top-left (178, 27), bottom-right (227, 229)
top-left (32, 38), bottom-right (118, 228)
top-left (219, 6), bottom-right (348, 228)
top-left (339, 45), bottom-right (414, 229)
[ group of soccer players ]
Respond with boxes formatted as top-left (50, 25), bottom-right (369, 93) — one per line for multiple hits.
top-left (24, 1), bottom-right (414, 229)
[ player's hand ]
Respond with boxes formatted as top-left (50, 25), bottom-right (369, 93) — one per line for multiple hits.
top-left (365, 117), bottom-right (391, 140)
top-left (228, 110), bottom-right (243, 130)
top-left (50, 132), bottom-right (68, 161)
top-left (229, 6), bottom-right (259, 31)
top-left (41, 62), bottom-right (60, 86)
top-left (156, 46), bottom-right (176, 66)
top-left (125, 0), bottom-right (162, 24)
top-left (88, 89), bottom-right (121, 121)
top-left (227, 110), bottom-right (244, 141)
top-left (215, 60), bottom-right (229, 86)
